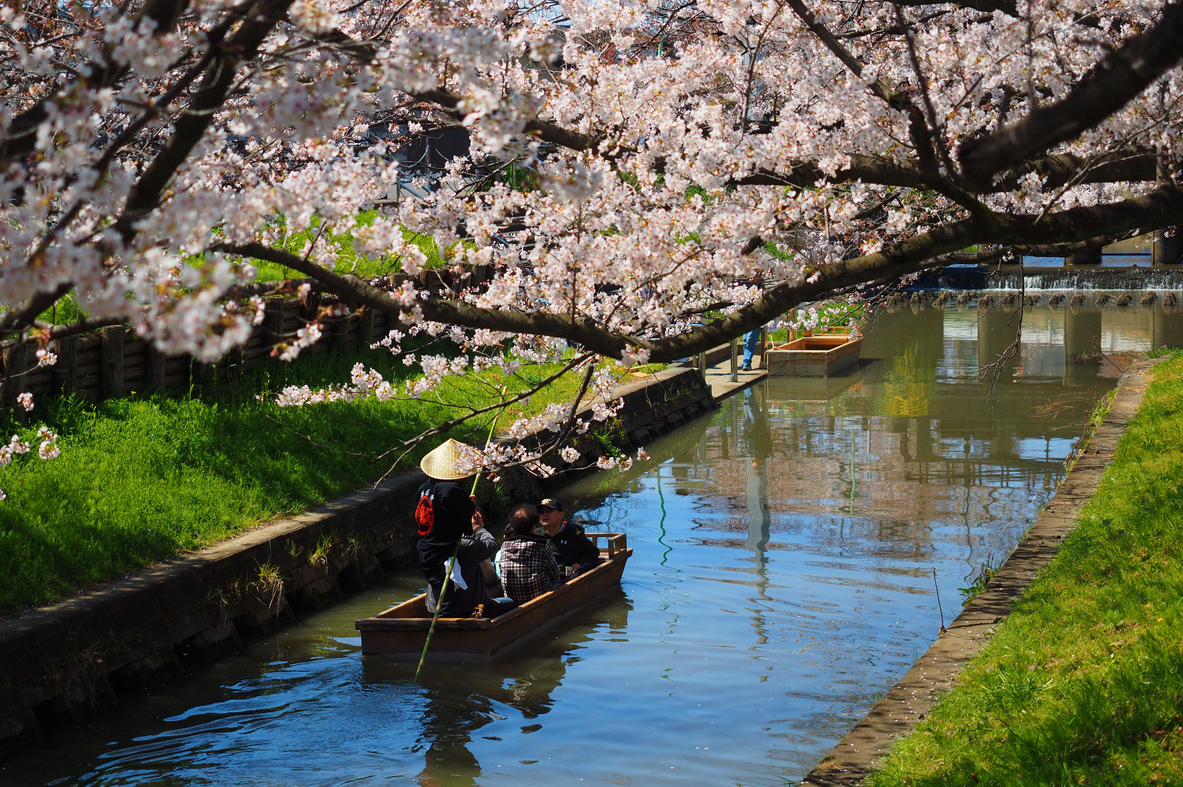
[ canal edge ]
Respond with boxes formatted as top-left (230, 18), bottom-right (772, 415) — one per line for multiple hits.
top-left (800, 356), bottom-right (1160, 787)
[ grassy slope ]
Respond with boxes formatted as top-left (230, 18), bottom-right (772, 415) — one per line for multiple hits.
top-left (866, 354), bottom-right (1183, 787)
top-left (0, 346), bottom-right (620, 615)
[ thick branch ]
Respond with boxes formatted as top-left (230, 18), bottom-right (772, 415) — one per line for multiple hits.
top-left (0, 0), bottom-right (193, 162)
top-left (0, 282), bottom-right (73, 339)
top-left (1005, 150), bottom-right (1158, 190)
top-left (785, 0), bottom-right (941, 175)
top-left (942, 234), bottom-right (1133, 265)
top-left (731, 149), bottom-right (1157, 194)
top-left (39, 316), bottom-right (126, 341)
top-left (115, 0), bottom-right (294, 239)
top-left (308, 29), bottom-right (606, 155)
top-left (959, 1), bottom-right (1183, 190)
top-left (216, 186), bottom-right (1183, 365)
top-left (218, 241), bottom-right (637, 356)
top-left (734, 155), bottom-right (931, 189)
top-left (411, 88), bottom-right (601, 153)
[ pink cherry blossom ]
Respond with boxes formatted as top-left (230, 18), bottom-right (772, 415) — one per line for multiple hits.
top-left (2, 0), bottom-right (1180, 478)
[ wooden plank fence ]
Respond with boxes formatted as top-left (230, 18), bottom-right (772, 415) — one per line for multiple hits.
top-left (0, 296), bottom-right (404, 411)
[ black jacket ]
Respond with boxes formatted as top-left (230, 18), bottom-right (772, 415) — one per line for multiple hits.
top-left (548, 521), bottom-right (600, 570)
top-left (423, 527), bottom-right (499, 617)
top-left (416, 479), bottom-right (498, 617)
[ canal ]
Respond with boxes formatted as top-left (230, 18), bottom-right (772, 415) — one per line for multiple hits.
top-left (3, 301), bottom-right (1174, 786)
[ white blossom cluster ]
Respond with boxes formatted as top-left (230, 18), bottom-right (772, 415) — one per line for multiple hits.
top-left (0, 425), bottom-right (60, 500)
top-left (3, 0), bottom-right (1181, 476)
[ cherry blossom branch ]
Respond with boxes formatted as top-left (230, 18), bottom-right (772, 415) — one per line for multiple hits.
top-left (116, 0), bottom-right (295, 239)
top-left (928, 233), bottom-right (1134, 267)
top-left (314, 16), bottom-right (1164, 203)
top-left (217, 240), bottom-right (640, 358)
top-left (894, 3), bottom-right (960, 178)
top-left (993, 149), bottom-right (1158, 190)
top-left (35, 316), bottom-right (127, 342)
top-left (218, 183), bottom-right (1183, 366)
top-left (740, 3), bottom-right (786, 135)
top-left (784, 0), bottom-right (941, 176)
top-left (959, 1), bottom-right (1183, 190)
top-left (730, 150), bottom-right (1156, 193)
top-left (366, 351), bottom-right (597, 463)
top-left (0, 0), bottom-right (199, 161)
top-left (893, 0), bottom-right (1017, 16)
top-left (0, 283), bottom-right (73, 339)
top-left (302, 26), bottom-right (608, 155)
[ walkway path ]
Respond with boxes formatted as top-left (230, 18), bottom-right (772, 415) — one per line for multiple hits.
top-left (700, 352), bottom-right (768, 400)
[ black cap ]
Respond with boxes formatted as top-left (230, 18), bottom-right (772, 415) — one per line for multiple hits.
top-left (538, 497), bottom-right (564, 512)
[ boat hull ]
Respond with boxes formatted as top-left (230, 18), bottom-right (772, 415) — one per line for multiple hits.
top-left (356, 534), bottom-right (631, 661)
top-left (765, 335), bottom-right (861, 377)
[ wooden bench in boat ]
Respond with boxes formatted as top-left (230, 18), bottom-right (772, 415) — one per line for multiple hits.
top-left (355, 533), bottom-right (632, 661)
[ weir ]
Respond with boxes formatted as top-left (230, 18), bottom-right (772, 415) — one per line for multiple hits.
top-left (917, 264), bottom-right (1183, 292)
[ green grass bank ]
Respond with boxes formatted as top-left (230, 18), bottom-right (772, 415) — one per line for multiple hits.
top-left (866, 354), bottom-right (1183, 787)
top-left (0, 345), bottom-right (633, 617)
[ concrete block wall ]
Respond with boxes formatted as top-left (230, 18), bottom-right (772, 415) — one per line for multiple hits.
top-left (504, 367), bottom-right (718, 470)
top-left (607, 367), bottom-right (717, 446)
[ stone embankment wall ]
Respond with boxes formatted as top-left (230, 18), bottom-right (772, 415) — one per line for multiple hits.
top-left (0, 366), bottom-right (715, 756)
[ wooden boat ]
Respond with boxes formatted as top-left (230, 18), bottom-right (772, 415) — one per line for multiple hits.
top-left (764, 329), bottom-right (862, 377)
top-left (356, 533), bottom-right (632, 661)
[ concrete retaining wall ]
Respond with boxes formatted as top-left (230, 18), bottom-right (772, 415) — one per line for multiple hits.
top-left (0, 367), bottom-right (716, 755)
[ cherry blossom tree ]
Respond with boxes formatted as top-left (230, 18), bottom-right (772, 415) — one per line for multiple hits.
top-left (3, 0), bottom-right (1183, 458)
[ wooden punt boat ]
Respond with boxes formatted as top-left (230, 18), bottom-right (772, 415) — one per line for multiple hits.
top-left (764, 330), bottom-right (862, 377)
top-left (356, 533), bottom-right (632, 661)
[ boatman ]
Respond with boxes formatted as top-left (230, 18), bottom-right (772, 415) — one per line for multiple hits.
top-left (416, 439), bottom-right (513, 617)
top-left (538, 497), bottom-right (601, 577)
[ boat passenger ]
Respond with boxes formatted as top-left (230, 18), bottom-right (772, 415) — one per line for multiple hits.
top-left (538, 497), bottom-right (601, 577)
top-left (499, 504), bottom-right (563, 604)
top-left (416, 439), bottom-right (514, 618)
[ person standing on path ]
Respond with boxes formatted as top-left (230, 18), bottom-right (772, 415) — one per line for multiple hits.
top-left (742, 269), bottom-right (767, 371)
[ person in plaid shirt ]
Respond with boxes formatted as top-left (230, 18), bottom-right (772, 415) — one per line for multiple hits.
top-left (499, 504), bottom-right (563, 604)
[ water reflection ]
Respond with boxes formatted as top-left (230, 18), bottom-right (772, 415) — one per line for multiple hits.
top-left (1, 304), bottom-right (1170, 787)
top-left (358, 595), bottom-right (630, 787)
top-left (929, 298), bottom-right (1183, 383)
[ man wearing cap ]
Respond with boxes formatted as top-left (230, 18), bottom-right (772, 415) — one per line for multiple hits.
top-left (416, 439), bottom-right (513, 617)
top-left (538, 497), bottom-right (601, 577)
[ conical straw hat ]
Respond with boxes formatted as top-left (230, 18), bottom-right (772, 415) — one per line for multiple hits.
top-left (420, 438), bottom-right (474, 481)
